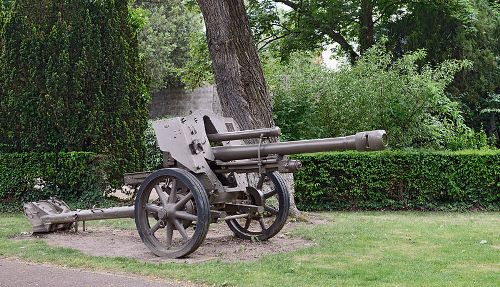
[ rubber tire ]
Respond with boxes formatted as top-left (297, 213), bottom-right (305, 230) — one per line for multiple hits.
top-left (134, 168), bottom-right (210, 258)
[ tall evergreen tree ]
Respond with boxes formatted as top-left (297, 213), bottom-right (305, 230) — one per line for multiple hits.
top-left (0, 0), bottom-right (149, 177)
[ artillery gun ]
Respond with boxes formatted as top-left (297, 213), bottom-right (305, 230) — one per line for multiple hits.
top-left (24, 110), bottom-right (387, 258)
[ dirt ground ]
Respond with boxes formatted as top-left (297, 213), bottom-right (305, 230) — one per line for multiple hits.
top-left (17, 214), bottom-right (327, 264)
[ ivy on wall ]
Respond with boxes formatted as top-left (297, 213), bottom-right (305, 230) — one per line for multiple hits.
top-left (0, 0), bottom-right (149, 180)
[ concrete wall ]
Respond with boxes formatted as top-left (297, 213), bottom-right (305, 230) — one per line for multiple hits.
top-left (149, 85), bottom-right (221, 119)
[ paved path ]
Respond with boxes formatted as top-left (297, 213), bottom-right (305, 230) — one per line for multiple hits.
top-left (0, 258), bottom-right (191, 287)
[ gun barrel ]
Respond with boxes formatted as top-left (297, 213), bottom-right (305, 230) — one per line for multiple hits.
top-left (207, 127), bottom-right (281, 142)
top-left (212, 130), bottom-right (387, 161)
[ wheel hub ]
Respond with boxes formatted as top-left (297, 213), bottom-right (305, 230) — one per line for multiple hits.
top-left (158, 208), bottom-right (167, 219)
top-left (246, 186), bottom-right (264, 209)
top-left (156, 195), bottom-right (196, 227)
top-left (164, 205), bottom-right (176, 220)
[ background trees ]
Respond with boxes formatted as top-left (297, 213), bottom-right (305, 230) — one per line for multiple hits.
top-left (384, 0), bottom-right (500, 141)
top-left (248, 0), bottom-right (499, 145)
top-left (1, 0), bottom-right (497, 176)
top-left (248, 0), bottom-right (407, 64)
top-left (135, 0), bottom-right (202, 92)
top-left (164, 0), bottom-right (498, 148)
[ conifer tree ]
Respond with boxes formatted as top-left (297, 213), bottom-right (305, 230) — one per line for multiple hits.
top-left (0, 0), bottom-right (149, 178)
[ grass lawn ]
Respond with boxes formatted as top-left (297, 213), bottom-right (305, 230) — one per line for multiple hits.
top-left (0, 212), bottom-right (498, 286)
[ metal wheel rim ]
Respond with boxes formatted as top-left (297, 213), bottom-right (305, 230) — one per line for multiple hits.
top-left (228, 171), bottom-right (289, 239)
top-left (135, 169), bottom-right (209, 258)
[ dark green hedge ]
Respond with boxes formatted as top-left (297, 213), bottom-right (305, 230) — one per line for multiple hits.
top-left (294, 150), bottom-right (500, 211)
top-left (0, 152), bottom-right (109, 212)
top-left (0, 0), bottom-right (149, 179)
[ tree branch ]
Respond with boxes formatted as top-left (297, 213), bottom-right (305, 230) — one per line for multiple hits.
top-left (325, 31), bottom-right (359, 65)
top-left (274, 0), bottom-right (359, 64)
top-left (258, 34), bottom-right (288, 51)
top-left (273, 0), bottom-right (300, 10)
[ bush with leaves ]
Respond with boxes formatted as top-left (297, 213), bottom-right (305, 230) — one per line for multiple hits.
top-left (180, 30), bottom-right (214, 89)
top-left (0, 152), bottom-right (112, 212)
top-left (0, 0), bottom-right (149, 183)
top-left (294, 150), bottom-right (500, 211)
top-left (143, 120), bottom-right (163, 171)
top-left (266, 43), bottom-right (489, 149)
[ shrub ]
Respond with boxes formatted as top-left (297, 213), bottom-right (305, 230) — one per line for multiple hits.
top-left (0, 152), bottom-right (111, 212)
top-left (265, 44), bottom-right (489, 149)
top-left (143, 120), bottom-right (163, 171)
top-left (294, 150), bottom-right (500, 211)
top-left (0, 0), bottom-right (149, 181)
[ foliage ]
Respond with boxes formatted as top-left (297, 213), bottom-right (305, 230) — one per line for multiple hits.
top-left (481, 93), bottom-right (500, 116)
top-left (136, 0), bottom-right (203, 91)
top-left (293, 150), bottom-right (500, 211)
top-left (479, 92), bottom-right (500, 146)
top-left (263, 52), bottom-right (326, 140)
top-left (0, 0), bottom-right (149, 181)
top-left (179, 30), bottom-right (214, 89)
top-left (128, 3), bottom-right (148, 31)
top-left (143, 120), bottom-right (163, 171)
top-left (250, 0), bottom-right (499, 144)
top-left (0, 152), bottom-right (110, 212)
top-left (385, 0), bottom-right (500, 140)
top-left (266, 44), bottom-right (489, 149)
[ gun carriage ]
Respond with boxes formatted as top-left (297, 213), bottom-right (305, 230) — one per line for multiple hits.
top-left (24, 110), bottom-right (387, 258)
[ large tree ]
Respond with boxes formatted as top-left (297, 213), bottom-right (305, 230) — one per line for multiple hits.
top-left (196, 0), bottom-right (273, 131)
top-left (248, 0), bottom-right (406, 64)
top-left (196, 0), bottom-right (300, 216)
top-left (249, 0), bottom-right (499, 144)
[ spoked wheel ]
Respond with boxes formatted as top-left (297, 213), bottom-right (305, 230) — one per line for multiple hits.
top-left (226, 171), bottom-right (290, 240)
top-left (134, 168), bottom-right (210, 258)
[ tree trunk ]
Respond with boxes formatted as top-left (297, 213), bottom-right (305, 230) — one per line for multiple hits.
top-left (487, 114), bottom-right (499, 146)
top-left (359, 0), bottom-right (375, 54)
top-left (197, 0), bottom-right (300, 217)
top-left (197, 0), bottom-right (272, 130)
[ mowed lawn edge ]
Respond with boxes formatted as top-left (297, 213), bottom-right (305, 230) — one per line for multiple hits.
top-left (0, 212), bottom-right (498, 287)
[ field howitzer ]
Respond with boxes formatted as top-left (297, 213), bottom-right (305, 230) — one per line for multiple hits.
top-left (24, 110), bottom-right (387, 258)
